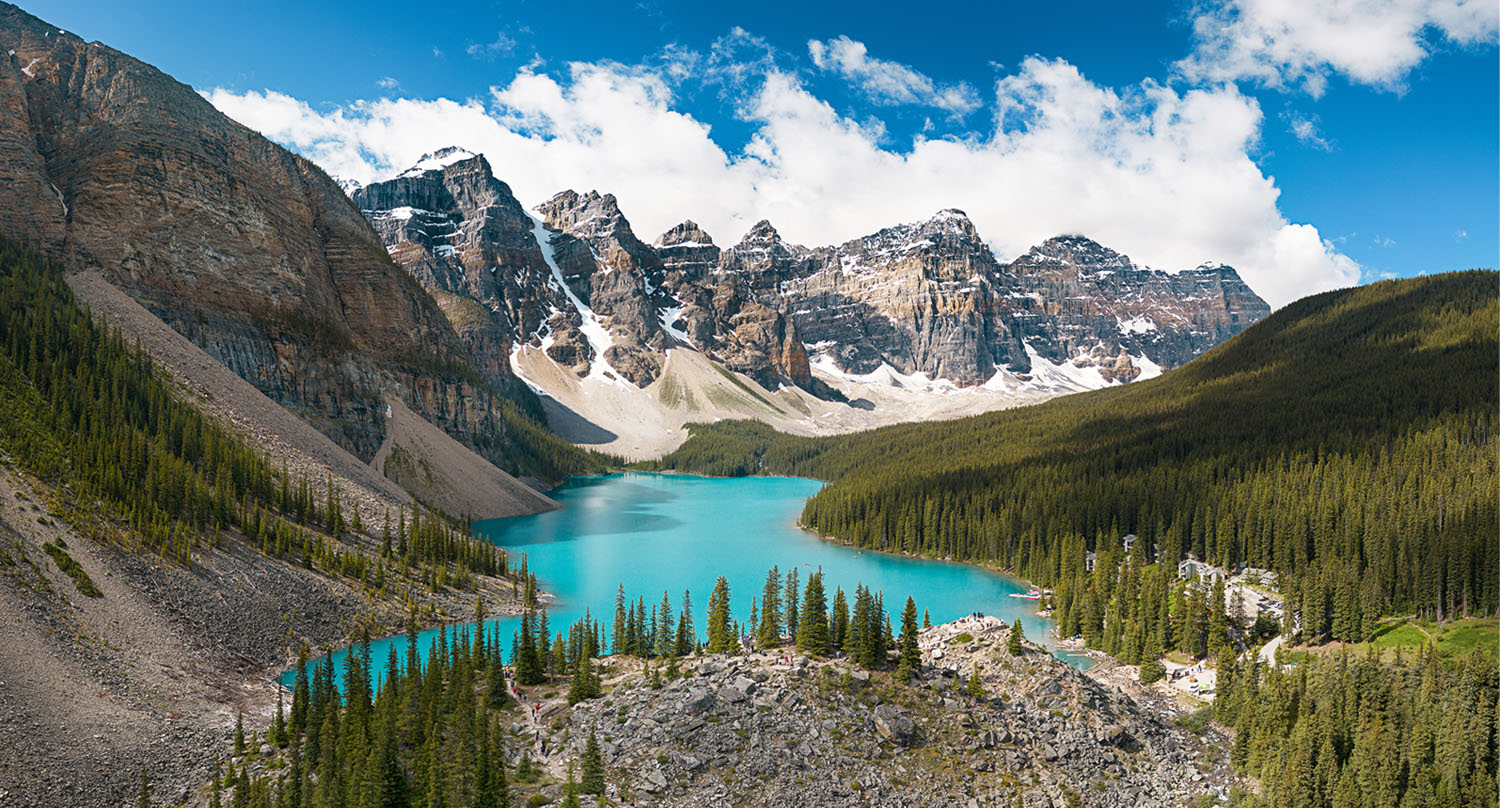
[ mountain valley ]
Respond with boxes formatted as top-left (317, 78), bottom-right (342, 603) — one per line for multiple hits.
top-left (0, 3), bottom-right (1492, 808)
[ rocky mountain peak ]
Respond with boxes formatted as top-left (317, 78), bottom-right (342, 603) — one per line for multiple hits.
top-left (397, 146), bottom-right (485, 178)
top-left (921, 208), bottom-right (981, 237)
top-left (1013, 234), bottom-right (1138, 277)
top-left (347, 154), bottom-right (1268, 424)
top-left (536, 189), bottom-right (637, 242)
top-left (739, 219), bottom-right (783, 245)
top-left (655, 220), bottom-right (714, 248)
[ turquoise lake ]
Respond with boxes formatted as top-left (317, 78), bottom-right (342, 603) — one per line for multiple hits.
top-left (285, 472), bottom-right (1089, 689)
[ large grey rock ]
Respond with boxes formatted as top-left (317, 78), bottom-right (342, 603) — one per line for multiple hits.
top-left (872, 704), bottom-right (915, 746)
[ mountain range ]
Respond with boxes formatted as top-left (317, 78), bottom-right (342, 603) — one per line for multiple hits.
top-left (0, 0), bottom-right (1269, 472)
top-left (351, 147), bottom-right (1270, 456)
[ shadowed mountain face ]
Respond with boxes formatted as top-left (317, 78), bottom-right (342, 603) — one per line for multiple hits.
top-left (0, 4), bottom-right (546, 472)
top-left (356, 151), bottom-right (1271, 400)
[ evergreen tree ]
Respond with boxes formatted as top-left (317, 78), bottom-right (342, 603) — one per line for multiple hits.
top-left (1138, 630), bottom-right (1166, 684)
top-left (966, 663), bottom-right (986, 699)
top-left (675, 589), bottom-right (694, 657)
top-left (272, 689), bottom-right (287, 747)
top-left (611, 584), bottom-right (626, 655)
top-left (795, 571), bottom-right (829, 656)
top-left (1008, 619), bottom-right (1026, 656)
top-left (580, 730), bottom-right (605, 795)
top-left (830, 588), bottom-right (849, 652)
top-left (654, 591), bottom-right (675, 658)
top-left (756, 566), bottom-right (782, 648)
top-left (561, 762), bottom-right (581, 808)
top-left (706, 577), bottom-right (735, 653)
top-left (896, 596), bottom-right (921, 680)
top-left (783, 568), bottom-right (800, 640)
top-left (137, 768), bottom-right (151, 808)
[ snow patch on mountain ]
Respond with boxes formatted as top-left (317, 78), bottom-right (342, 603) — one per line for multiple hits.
top-left (659, 304), bottom-right (691, 345)
top-left (1117, 314), bottom-right (1159, 334)
top-left (399, 147), bottom-right (477, 178)
top-left (527, 212), bottom-right (632, 387)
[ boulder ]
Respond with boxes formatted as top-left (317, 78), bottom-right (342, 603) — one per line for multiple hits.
top-left (872, 705), bottom-right (915, 746)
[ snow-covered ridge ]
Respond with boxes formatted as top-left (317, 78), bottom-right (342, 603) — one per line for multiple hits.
top-left (398, 147), bottom-right (478, 179)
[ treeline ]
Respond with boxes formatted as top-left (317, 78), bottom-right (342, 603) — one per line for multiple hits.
top-left (1050, 545), bottom-right (1266, 681)
top-left (1216, 646), bottom-right (1497, 808)
top-left (210, 613), bottom-right (526, 808)
top-left (0, 239), bottom-right (502, 593)
top-left (648, 272), bottom-right (1500, 638)
top-left (482, 396), bottom-right (616, 485)
top-left (209, 566), bottom-right (948, 808)
top-left (594, 565), bottom-right (966, 678)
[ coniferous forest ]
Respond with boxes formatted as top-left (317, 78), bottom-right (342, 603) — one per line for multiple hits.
top-left (206, 569), bottom-right (924, 808)
top-left (644, 271), bottom-right (1500, 808)
top-left (0, 239), bottom-right (505, 592)
top-left (649, 271), bottom-right (1499, 635)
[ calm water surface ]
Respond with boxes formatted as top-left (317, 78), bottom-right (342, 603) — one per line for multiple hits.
top-left (285, 472), bottom-right (1089, 689)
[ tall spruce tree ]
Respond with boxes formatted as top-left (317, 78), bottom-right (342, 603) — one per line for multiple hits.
top-left (830, 588), bottom-right (849, 652)
top-left (706, 577), bottom-right (735, 653)
top-left (756, 566), bottom-right (782, 648)
top-left (580, 730), bottom-right (605, 795)
top-left (795, 571), bottom-right (830, 656)
top-left (897, 596), bottom-right (921, 680)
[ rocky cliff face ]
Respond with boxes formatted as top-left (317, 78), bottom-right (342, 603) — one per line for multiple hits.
top-left (0, 6), bottom-right (544, 481)
top-left (359, 152), bottom-right (1270, 405)
top-left (359, 159), bottom-right (829, 394)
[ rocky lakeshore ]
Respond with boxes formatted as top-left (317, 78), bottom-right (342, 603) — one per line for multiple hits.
top-left (412, 615), bottom-right (1237, 808)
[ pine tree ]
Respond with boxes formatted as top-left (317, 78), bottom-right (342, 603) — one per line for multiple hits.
top-left (705, 577), bottom-right (736, 653)
top-left (568, 655), bottom-right (599, 705)
top-left (830, 588), bottom-right (849, 652)
top-left (561, 762), bottom-right (582, 808)
top-left (675, 589), bottom-right (695, 656)
top-left (922, 609), bottom-right (931, 629)
top-left (1139, 629), bottom-right (1166, 684)
top-left (137, 768), bottom-right (151, 808)
top-left (580, 730), bottom-right (605, 795)
top-left (234, 710), bottom-right (246, 755)
top-left (966, 663), bottom-right (986, 699)
top-left (756, 566), bottom-right (782, 648)
top-left (846, 585), bottom-right (873, 664)
top-left (1008, 619), bottom-right (1026, 656)
top-left (896, 596), bottom-right (921, 680)
top-left (487, 653), bottom-right (508, 707)
top-left (783, 568), bottom-right (800, 640)
top-left (612, 584), bottom-right (626, 655)
top-left (272, 689), bottom-right (287, 747)
top-left (1208, 576), bottom-right (1229, 659)
top-left (795, 571), bottom-right (829, 656)
top-left (654, 591), bottom-right (675, 658)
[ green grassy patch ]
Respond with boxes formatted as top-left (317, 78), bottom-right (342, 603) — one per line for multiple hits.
top-left (42, 541), bottom-right (101, 598)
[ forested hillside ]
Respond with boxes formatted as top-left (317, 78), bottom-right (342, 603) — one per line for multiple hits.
top-left (0, 239), bottom-right (502, 589)
top-left (648, 271), bottom-right (1499, 635)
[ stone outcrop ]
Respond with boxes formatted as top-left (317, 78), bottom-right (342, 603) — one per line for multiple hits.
top-left (540, 617), bottom-right (1234, 807)
top-left (0, 6), bottom-right (546, 489)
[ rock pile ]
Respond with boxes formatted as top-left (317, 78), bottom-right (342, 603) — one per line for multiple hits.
top-left (543, 618), bottom-right (1234, 807)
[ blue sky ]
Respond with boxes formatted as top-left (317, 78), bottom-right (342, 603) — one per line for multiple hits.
top-left (33, 0), bottom-right (1498, 305)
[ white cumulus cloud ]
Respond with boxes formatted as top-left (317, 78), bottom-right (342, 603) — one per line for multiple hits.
top-left (808, 35), bottom-right (981, 114)
top-left (205, 51), bottom-right (1361, 307)
top-left (1178, 0), bottom-right (1499, 95)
